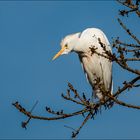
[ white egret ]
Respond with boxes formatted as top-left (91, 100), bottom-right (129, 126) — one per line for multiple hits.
top-left (52, 28), bottom-right (113, 100)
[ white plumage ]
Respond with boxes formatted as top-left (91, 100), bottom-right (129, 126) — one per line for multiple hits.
top-left (52, 28), bottom-right (113, 100)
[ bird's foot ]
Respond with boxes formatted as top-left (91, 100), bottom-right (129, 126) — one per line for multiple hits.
top-left (104, 100), bottom-right (114, 109)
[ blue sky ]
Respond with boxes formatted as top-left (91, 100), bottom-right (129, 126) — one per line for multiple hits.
top-left (0, 1), bottom-right (140, 139)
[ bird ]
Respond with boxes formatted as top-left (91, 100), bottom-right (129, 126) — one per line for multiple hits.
top-left (52, 28), bottom-right (113, 101)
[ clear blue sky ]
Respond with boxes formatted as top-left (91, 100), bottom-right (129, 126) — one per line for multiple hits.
top-left (0, 1), bottom-right (140, 139)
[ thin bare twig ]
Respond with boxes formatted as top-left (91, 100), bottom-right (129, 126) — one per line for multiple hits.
top-left (118, 18), bottom-right (140, 44)
top-left (123, 58), bottom-right (140, 61)
top-left (72, 113), bottom-right (91, 138)
top-left (113, 76), bottom-right (140, 97)
top-left (117, 0), bottom-right (140, 17)
top-left (61, 93), bottom-right (85, 106)
top-left (114, 39), bottom-right (140, 48)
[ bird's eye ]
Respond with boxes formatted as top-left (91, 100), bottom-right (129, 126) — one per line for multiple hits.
top-left (65, 44), bottom-right (68, 48)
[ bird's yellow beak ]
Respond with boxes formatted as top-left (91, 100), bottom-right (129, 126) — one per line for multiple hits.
top-left (52, 46), bottom-right (66, 60)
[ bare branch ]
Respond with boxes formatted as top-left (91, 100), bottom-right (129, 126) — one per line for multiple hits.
top-left (12, 102), bottom-right (88, 121)
top-left (116, 60), bottom-right (140, 75)
top-left (114, 39), bottom-right (140, 48)
top-left (106, 93), bottom-right (140, 110)
top-left (72, 113), bottom-right (91, 138)
top-left (113, 75), bottom-right (140, 97)
top-left (12, 74), bottom-right (140, 138)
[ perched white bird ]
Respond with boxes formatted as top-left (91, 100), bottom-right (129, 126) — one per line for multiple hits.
top-left (52, 28), bottom-right (113, 100)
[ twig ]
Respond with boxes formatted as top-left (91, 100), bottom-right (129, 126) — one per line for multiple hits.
top-left (72, 113), bottom-right (91, 138)
top-left (61, 93), bottom-right (85, 106)
top-left (64, 125), bottom-right (77, 132)
top-left (68, 83), bottom-right (85, 103)
top-left (21, 100), bottom-right (38, 129)
top-left (114, 39), bottom-right (140, 48)
top-left (106, 93), bottom-right (140, 110)
top-left (123, 58), bottom-right (140, 61)
top-left (12, 102), bottom-right (88, 121)
top-left (117, 0), bottom-right (140, 17)
top-left (118, 18), bottom-right (140, 44)
top-left (113, 75), bottom-right (140, 97)
top-left (117, 0), bottom-right (138, 9)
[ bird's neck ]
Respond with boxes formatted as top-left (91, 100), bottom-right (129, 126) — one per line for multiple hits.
top-left (71, 33), bottom-right (81, 53)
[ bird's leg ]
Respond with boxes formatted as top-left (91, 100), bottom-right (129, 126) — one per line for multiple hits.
top-left (107, 100), bottom-right (114, 108)
top-left (105, 96), bottom-right (114, 109)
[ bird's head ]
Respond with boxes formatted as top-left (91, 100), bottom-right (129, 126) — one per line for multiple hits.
top-left (52, 33), bottom-right (80, 60)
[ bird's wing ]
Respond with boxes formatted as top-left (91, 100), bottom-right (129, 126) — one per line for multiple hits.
top-left (78, 55), bottom-right (90, 84)
top-left (78, 28), bottom-right (113, 95)
top-left (99, 53), bottom-right (113, 93)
